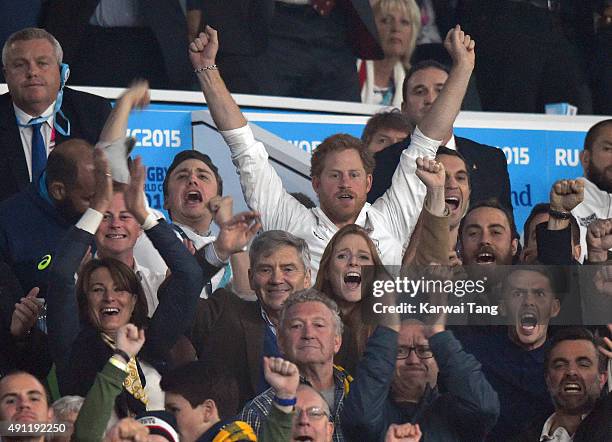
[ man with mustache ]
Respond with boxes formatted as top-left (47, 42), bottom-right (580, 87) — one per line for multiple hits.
top-left (459, 199), bottom-right (519, 268)
top-left (573, 118), bottom-right (612, 262)
top-left (189, 24), bottom-right (475, 275)
top-left (456, 202), bottom-right (575, 439)
top-left (514, 327), bottom-right (610, 442)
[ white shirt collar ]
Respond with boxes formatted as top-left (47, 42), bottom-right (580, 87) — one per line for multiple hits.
top-left (173, 221), bottom-right (212, 239)
top-left (540, 413), bottom-right (587, 442)
top-left (444, 134), bottom-right (457, 150)
top-left (13, 101), bottom-right (56, 127)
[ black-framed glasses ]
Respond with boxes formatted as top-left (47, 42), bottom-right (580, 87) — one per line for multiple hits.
top-left (397, 345), bottom-right (433, 359)
top-left (294, 406), bottom-right (330, 420)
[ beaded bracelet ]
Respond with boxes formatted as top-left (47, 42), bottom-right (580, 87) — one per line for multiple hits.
top-left (194, 64), bottom-right (218, 73)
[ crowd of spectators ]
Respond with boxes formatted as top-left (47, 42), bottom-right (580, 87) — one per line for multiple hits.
top-left (0, 4), bottom-right (611, 442)
top-left (1, 0), bottom-right (611, 114)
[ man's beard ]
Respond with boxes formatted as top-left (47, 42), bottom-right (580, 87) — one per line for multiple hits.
top-left (54, 197), bottom-right (84, 224)
top-left (586, 162), bottom-right (612, 193)
top-left (551, 389), bottom-right (599, 416)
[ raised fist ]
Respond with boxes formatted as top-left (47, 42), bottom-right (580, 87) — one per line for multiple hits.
top-left (263, 356), bottom-right (300, 400)
top-left (189, 26), bottom-right (219, 71)
top-left (385, 423), bottom-right (422, 442)
top-left (416, 157), bottom-right (445, 190)
top-left (115, 324), bottom-right (145, 359)
top-left (587, 218), bottom-right (612, 263)
top-left (444, 25), bottom-right (475, 70)
top-left (104, 418), bottom-right (149, 442)
top-left (117, 80), bottom-right (150, 110)
top-left (549, 179), bottom-right (584, 212)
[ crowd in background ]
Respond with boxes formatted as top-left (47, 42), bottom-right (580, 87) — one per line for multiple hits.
top-left (0, 0), bottom-right (611, 114)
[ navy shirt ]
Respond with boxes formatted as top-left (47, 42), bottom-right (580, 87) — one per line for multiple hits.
top-left (454, 326), bottom-right (553, 441)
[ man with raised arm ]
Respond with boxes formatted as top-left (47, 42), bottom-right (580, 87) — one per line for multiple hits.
top-left (188, 25), bottom-right (475, 275)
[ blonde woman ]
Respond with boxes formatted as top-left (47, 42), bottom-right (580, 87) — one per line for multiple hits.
top-left (359, 0), bottom-right (421, 106)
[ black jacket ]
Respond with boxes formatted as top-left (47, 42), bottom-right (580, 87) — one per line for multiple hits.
top-left (0, 87), bottom-right (111, 203)
top-left (368, 135), bottom-right (513, 212)
top-left (46, 221), bottom-right (210, 400)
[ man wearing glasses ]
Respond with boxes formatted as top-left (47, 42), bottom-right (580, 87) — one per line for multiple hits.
top-left (341, 319), bottom-right (499, 441)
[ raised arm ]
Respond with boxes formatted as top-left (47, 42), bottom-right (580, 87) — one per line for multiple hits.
top-left (431, 330), bottom-right (500, 440)
top-left (340, 326), bottom-right (399, 441)
top-left (98, 81), bottom-right (150, 143)
top-left (73, 324), bottom-right (145, 442)
top-left (418, 25), bottom-right (475, 141)
top-left (122, 157), bottom-right (206, 362)
top-left (190, 27), bottom-right (247, 130)
top-left (47, 149), bottom-right (113, 383)
top-left (535, 179), bottom-right (584, 265)
top-left (188, 27), bottom-right (312, 233)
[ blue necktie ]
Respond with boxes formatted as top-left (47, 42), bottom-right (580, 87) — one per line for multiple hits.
top-left (30, 121), bottom-right (46, 181)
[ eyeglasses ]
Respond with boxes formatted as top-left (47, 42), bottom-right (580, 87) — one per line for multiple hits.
top-left (397, 345), bottom-right (433, 359)
top-left (294, 407), bottom-right (330, 420)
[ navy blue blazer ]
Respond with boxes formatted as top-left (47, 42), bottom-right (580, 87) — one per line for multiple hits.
top-left (368, 135), bottom-right (513, 212)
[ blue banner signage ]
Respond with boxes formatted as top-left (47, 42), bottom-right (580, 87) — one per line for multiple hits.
top-left (126, 101), bottom-right (608, 238)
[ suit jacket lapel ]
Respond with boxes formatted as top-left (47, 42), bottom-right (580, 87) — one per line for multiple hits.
top-left (0, 94), bottom-right (30, 191)
top-left (455, 137), bottom-right (478, 173)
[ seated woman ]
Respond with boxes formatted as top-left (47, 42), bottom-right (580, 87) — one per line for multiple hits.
top-left (314, 224), bottom-right (385, 373)
top-left (46, 151), bottom-right (213, 417)
top-left (359, 0), bottom-right (421, 106)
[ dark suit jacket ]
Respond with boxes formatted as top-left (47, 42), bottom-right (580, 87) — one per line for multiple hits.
top-left (0, 87), bottom-right (111, 202)
top-left (189, 289), bottom-right (266, 414)
top-left (368, 135), bottom-right (513, 212)
top-left (511, 390), bottom-right (611, 442)
top-left (43, 0), bottom-right (193, 89)
top-left (193, 0), bottom-right (383, 60)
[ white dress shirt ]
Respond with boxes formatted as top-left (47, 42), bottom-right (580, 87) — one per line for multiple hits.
top-left (14, 101), bottom-right (56, 180)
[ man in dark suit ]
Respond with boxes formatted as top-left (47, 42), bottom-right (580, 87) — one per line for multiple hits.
top-left (43, 0), bottom-right (192, 90)
top-left (187, 230), bottom-right (312, 415)
top-left (0, 27), bottom-right (111, 203)
top-left (513, 326), bottom-right (610, 442)
top-left (186, 0), bottom-right (383, 101)
top-left (368, 59), bottom-right (512, 212)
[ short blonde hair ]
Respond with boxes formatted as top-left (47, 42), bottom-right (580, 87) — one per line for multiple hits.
top-left (372, 0), bottom-right (422, 68)
top-left (2, 27), bottom-right (63, 66)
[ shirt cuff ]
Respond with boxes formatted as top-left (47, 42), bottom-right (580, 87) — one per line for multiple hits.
top-left (204, 242), bottom-right (230, 267)
top-left (413, 125), bottom-right (442, 154)
top-left (76, 208), bottom-right (104, 234)
top-left (108, 355), bottom-right (128, 372)
top-left (220, 124), bottom-right (256, 152)
top-left (141, 212), bottom-right (159, 231)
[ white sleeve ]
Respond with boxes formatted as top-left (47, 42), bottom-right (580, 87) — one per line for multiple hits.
top-left (220, 124), bottom-right (311, 231)
top-left (75, 208), bottom-right (104, 234)
top-left (372, 126), bottom-right (440, 245)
